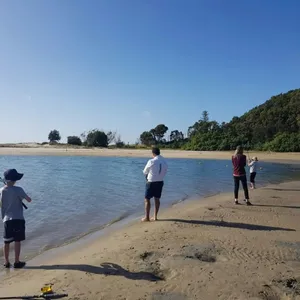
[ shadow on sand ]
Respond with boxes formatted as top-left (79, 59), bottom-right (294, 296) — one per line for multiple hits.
top-left (159, 219), bottom-right (295, 232)
top-left (25, 262), bottom-right (163, 281)
top-left (254, 204), bottom-right (300, 209)
top-left (263, 188), bottom-right (300, 192)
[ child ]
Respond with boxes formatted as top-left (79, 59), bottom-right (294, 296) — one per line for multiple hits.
top-left (0, 169), bottom-right (31, 268)
top-left (248, 157), bottom-right (258, 189)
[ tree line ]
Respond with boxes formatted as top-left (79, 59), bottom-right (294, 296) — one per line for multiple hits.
top-left (138, 89), bottom-right (300, 152)
top-left (47, 88), bottom-right (300, 152)
top-left (47, 129), bottom-right (124, 148)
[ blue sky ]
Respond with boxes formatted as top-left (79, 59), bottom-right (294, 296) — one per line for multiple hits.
top-left (0, 0), bottom-right (299, 143)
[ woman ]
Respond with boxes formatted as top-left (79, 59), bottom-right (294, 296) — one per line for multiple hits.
top-left (231, 146), bottom-right (252, 205)
top-left (248, 156), bottom-right (258, 189)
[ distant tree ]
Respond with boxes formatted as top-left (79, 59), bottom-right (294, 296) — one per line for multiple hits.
top-left (137, 89), bottom-right (300, 152)
top-left (116, 141), bottom-right (125, 148)
top-left (140, 131), bottom-right (155, 146)
top-left (80, 131), bottom-right (87, 142)
top-left (152, 124), bottom-right (169, 142)
top-left (170, 130), bottom-right (184, 142)
top-left (184, 89), bottom-right (300, 152)
top-left (263, 132), bottom-right (300, 152)
top-left (67, 136), bottom-right (82, 146)
top-left (202, 110), bottom-right (209, 122)
top-left (115, 134), bottom-right (125, 148)
top-left (48, 130), bottom-right (61, 143)
top-left (86, 129), bottom-right (108, 147)
top-left (107, 131), bottom-right (117, 145)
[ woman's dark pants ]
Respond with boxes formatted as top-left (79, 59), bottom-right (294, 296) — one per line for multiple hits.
top-left (233, 175), bottom-right (249, 200)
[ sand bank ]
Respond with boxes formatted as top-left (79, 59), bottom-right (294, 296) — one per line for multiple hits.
top-left (0, 146), bottom-right (300, 163)
top-left (1, 181), bottom-right (300, 299)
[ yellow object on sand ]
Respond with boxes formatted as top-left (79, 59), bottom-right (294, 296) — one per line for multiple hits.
top-left (41, 285), bottom-right (53, 294)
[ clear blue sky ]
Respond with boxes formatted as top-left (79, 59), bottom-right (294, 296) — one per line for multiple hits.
top-left (1, 0), bottom-right (299, 143)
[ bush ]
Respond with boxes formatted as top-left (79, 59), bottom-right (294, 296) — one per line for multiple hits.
top-left (86, 130), bottom-right (108, 147)
top-left (115, 141), bottom-right (125, 148)
top-left (263, 133), bottom-right (300, 152)
top-left (67, 136), bottom-right (82, 146)
top-left (48, 130), bottom-right (61, 143)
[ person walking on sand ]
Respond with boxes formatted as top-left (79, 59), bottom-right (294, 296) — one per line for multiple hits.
top-left (248, 156), bottom-right (258, 189)
top-left (232, 146), bottom-right (252, 206)
top-left (0, 169), bottom-right (32, 268)
top-left (142, 147), bottom-right (168, 222)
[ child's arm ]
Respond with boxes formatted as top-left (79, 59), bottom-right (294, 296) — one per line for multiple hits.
top-left (18, 187), bottom-right (32, 203)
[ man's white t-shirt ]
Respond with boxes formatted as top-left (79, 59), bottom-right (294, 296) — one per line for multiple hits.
top-left (143, 155), bottom-right (168, 182)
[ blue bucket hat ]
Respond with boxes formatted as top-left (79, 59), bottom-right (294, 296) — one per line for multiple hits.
top-left (4, 169), bottom-right (24, 182)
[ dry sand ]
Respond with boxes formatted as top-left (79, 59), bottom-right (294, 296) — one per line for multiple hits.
top-left (1, 181), bottom-right (300, 299)
top-left (1, 145), bottom-right (300, 163)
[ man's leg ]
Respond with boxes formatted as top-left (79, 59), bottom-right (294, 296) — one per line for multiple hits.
top-left (152, 198), bottom-right (160, 221)
top-left (142, 198), bottom-right (151, 222)
top-left (142, 182), bottom-right (152, 222)
top-left (152, 182), bottom-right (163, 220)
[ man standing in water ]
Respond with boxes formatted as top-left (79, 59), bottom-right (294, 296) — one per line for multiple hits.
top-left (142, 147), bottom-right (168, 222)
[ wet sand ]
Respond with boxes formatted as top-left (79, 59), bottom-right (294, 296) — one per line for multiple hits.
top-left (0, 145), bottom-right (300, 163)
top-left (1, 181), bottom-right (300, 299)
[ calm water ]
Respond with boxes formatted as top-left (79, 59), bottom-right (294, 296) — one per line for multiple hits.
top-left (0, 155), bottom-right (299, 260)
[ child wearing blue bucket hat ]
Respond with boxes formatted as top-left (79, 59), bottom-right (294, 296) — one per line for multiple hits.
top-left (0, 169), bottom-right (32, 269)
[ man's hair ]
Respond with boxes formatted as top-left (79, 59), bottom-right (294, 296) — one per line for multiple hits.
top-left (152, 147), bottom-right (160, 156)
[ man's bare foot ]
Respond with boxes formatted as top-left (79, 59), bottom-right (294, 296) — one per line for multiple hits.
top-left (141, 217), bottom-right (150, 222)
top-left (151, 217), bottom-right (158, 221)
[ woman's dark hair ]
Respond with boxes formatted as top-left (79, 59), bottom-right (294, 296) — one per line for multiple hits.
top-left (152, 147), bottom-right (160, 156)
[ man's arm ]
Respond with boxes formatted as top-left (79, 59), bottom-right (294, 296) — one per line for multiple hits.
top-left (143, 160), bottom-right (152, 175)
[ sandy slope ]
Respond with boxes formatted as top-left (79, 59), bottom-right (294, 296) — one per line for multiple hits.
top-left (0, 146), bottom-right (300, 163)
top-left (1, 181), bottom-right (300, 299)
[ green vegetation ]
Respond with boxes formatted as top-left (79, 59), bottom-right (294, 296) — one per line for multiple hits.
top-left (138, 89), bottom-right (300, 152)
top-left (82, 129), bottom-right (109, 147)
top-left (48, 130), bottom-right (61, 143)
top-left (67, 136), bottom-right (82, 146)
top-left (47, 89), bottom-right (300, 152)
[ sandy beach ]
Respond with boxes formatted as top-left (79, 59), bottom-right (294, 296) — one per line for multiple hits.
top-left (1, 145), bottom-right (300, 163)
top-left (0, 180), bottom-right (300, 299)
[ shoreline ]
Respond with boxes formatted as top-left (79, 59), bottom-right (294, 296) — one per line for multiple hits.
top-left (1, 180), bottom-right (300, 299)
top-left (0, 165), bottom-right (298, 267)
top-left (1, 146), bottom-right (300, 163)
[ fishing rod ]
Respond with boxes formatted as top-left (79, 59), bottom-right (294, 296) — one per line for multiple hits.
top-left (0, 177), bottom-right (28, 210)
top-left (245, 142), bottom-right (251, 161)
top-left (0, 293), bottom-right (68, 299)
top-left (0, 285), bottom-right (68, 299)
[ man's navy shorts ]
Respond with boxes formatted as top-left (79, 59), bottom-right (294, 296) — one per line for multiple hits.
top-left (145, 181), bottom-right (164, 200)
top-left (3, 219), bottom-right (26, 244)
